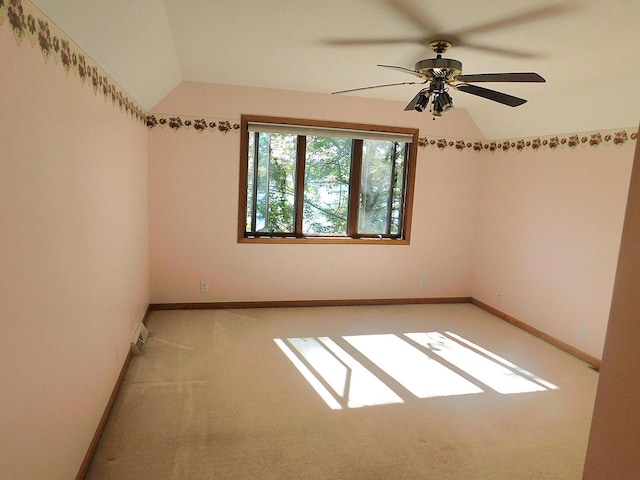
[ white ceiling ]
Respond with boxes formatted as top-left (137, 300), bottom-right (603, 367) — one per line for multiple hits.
top-left (31, 0), bottom-right (640, 139)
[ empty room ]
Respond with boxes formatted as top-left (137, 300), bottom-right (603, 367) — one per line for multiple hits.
top-left (1, 1), bottom-right (639, 479)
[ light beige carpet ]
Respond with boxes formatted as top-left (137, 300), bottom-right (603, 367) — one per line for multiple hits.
top-left (85, 304), bottom-right (598, 479)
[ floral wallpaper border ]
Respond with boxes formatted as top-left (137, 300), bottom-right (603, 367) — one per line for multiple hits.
top-left (417, 128), bottom-right (637, 152)
top-left (0, 0), bottom-right (146, 123)
top-left (147, 112), bottom-right (637, 153)
top-left (146, 114), bottom-right (241, 134)
top-left (2, 0), bottom-right (637, 152)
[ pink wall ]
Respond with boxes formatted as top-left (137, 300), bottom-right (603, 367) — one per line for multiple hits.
top-left (472, 142), bottom-right (635, 359)
top-left (583, 127), bottom-right (640, 479)
top-left (149, 82), bottom-right (484, 303)
top-left (0, 26), bottom-right (149, 480)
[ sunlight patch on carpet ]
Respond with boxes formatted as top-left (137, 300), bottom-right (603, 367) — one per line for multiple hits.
top-left (275, 337), bottom-right (404, 409)
top-left (344, 334), bottom-right (483, 399)
top-left (275, 331), bottom-right (557, 409)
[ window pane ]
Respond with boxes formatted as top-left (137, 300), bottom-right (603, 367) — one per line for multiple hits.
top-left (248, 132), bottom-right (297, 233)
top-left (303, 136), bottom-right (352, 235)
top-left (358, 140), bottom-right (406, 235)
top-left (246, 132), bottom-right (256, 231)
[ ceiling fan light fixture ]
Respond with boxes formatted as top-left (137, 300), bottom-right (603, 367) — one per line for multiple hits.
top-left (414, 91), bottom-right (431, 112)
top-left (433, 91), bottom-right (454, 116)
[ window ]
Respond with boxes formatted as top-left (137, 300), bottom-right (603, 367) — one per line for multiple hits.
top-left (238, 115), bottom-right (418, 244)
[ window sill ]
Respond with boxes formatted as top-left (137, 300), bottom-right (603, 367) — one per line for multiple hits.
top-left (238, 236), bottom-right (410, 245)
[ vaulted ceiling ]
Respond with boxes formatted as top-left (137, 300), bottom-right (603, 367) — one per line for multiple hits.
top-left (30, 0), bottom-right (639, 139)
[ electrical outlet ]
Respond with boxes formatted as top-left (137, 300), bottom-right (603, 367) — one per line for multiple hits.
top-left (200, 281), bottom-right (209, 293)
top-left (497, 291), bottom-right (503, 300)
top-left (421, 278), bottom-right (427, 289)
top-left (578, 325), bottom-right (586, 338)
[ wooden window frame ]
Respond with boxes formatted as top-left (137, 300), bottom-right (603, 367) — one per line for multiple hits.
top-left (238, 115), bottom-right (418, 245)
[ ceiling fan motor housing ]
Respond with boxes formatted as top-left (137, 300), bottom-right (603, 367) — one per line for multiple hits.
top-left (415, 58), bottom-right (463, 79)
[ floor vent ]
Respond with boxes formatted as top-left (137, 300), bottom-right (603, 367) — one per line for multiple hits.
top-left (131, 322), bottom-right (149, 355)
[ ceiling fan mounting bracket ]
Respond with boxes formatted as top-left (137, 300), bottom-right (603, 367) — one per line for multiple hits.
top-left (428, 40), bottom-right (452, 54)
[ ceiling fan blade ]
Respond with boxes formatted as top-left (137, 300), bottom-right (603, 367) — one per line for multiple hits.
top-left (324, 36), bottom-right (426, 47)
top-left (455, 84), bottom-right (527, 107)
top-left (332, 80), bottom-right (424, 95)
top-left (384, 0), bottom-right (441, 33)
top-left (324, 0), bottom-right (440, 48)
top-left (404, 90), bottom-right (426, 111)
top-left (452, 40), bottom-right (540, 59)
top-left (458, 72), bottom-right (545, 83)
top-left (378, 64), bottom-right (427, 80)
top-left (452, 3), bottom-right (574, 37)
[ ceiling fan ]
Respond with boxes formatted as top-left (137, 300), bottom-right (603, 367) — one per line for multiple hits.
top-left (327, 1), bottom-right (571, 117)
top-left (332, 40), bottom-right (545, 117)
